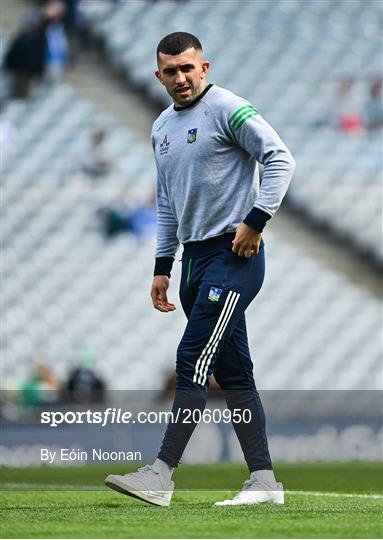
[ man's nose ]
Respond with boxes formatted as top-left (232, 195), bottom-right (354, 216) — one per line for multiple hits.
top-left (175, 70), bottom-right (186, 85)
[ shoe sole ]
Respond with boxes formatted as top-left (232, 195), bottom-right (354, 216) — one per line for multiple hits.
top-left (214, 498), bottom-right (284, 506)
top-left (214, 489), bottom-right (284, 506)
top-left (105, 475), bottom-right (171, 507)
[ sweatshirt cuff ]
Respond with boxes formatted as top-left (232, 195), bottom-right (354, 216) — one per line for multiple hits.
top-left (243, 207), bottom-right (272, 232)
top-left (154, 257), bottom-right (174, 277)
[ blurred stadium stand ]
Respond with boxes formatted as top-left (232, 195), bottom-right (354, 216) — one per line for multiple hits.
top-left (1, 0), bottom-right (381, 394)
top-left (82, 0), bottom-right (382, 263)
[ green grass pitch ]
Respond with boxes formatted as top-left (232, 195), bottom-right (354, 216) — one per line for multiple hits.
top-left (1, 463), bottom-right (382, 538)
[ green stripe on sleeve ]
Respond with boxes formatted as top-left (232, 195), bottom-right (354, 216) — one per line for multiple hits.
top-left (234, 111), bottom-right (259, 130)
top-left (228, 104), bottom-right (256, 127)
top-left (230, 107), bottom-right (255, 128)
top-left (231, 107), bottom-right (259, 129)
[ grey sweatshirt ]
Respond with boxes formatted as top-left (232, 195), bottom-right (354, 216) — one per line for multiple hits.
top-left (151, 84), bottom-right (295, 273)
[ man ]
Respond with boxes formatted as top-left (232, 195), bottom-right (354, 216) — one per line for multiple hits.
top-left (5, 1), bottom-right (67, 98)
top-left (106, 32), bottom-right (295, 507)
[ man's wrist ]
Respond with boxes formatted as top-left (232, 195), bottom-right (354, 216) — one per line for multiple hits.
top-left (154, 257), bottom-right (174, 278)
top-left (243, 207), bottom-right (272, 233)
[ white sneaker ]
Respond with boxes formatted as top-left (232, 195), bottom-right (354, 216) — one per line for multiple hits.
top-left (214, 478), bottom-right (284, 506)
top-left (105, 465), bottom-right (174, 507)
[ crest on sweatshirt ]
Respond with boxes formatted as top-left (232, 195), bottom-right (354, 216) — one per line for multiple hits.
top-left (159, 134), bottom-right (170, 155)
top-left (208, 287), bottom-right (222, 302)
top-left (187, 128), bottom-right (198, 144)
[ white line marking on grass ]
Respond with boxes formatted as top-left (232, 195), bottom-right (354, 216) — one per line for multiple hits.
top-left (286, 490), bottom-right (383, 500)
top-left (2, 483), bottom-right (97, 490)
top-left (3, 484), bottom-right (383, 499)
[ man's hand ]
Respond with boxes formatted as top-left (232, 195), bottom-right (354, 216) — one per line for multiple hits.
top-left (151, 276), bottom-right (176, 312)
top-left (232, 223), bottom-right (262, 258)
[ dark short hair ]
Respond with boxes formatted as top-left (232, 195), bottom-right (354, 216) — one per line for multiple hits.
top-left (157, 32), bottom-right (202, 58)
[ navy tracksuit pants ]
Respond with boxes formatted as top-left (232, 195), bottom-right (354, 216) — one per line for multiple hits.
top-left (158, 233), bottom-right (272, 472)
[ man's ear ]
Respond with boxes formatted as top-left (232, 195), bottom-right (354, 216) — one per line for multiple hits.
top-left (201, 60), bottom-right (210, 79)
top-left (155, 70), bottom-right (163, 84)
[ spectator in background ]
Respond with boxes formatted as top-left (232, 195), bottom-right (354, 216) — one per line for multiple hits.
top-left (21, 359), bottom-right (60, 406)
top-left (63, 0), bottom-right (90, 62)
top-left (332, 77), bottom-right (362, 133)
top-left (44, 1), bottom-right (69, 82)
top-left (82, 128), bottom-right (112, 179)
top-left (364, 78), bottom-right (383, 132)
top-left (64, 347), bottom-right (105, 404)
top-left (98, 190), bottom-right (156, 239)
top-left (63, 0), bottom-right (78, 39)
top-left (5, 1), bottom-right (68, 98)
top-left (5, 11), bottom-right (45, 98)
